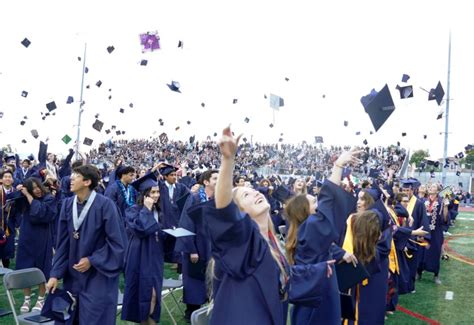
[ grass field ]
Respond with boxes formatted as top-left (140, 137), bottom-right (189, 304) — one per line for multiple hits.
top-left (1, 211), bottom-right (473, 324)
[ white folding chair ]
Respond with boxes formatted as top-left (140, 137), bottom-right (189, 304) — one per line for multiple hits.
top-left (3, 268), bottom-right (54, 325)
top-left (116, 289), bottom-right (124, 316)
top-left (0, 266), bottom-right (14, 318)
top-left (191, 305), bottom-right (211, 325)
top-left (161, 278), bottom-right (184, 325)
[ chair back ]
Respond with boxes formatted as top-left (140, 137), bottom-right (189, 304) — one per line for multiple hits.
top-left (191, 306), bottom-right (211, 325)
top-left (3, 268), bottom-right (46, 290)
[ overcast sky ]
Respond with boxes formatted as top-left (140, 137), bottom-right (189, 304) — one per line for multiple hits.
top-left (0, 0), bottom-right (472, 160)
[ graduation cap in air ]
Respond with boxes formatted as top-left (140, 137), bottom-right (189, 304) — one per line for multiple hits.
top-left (396, 85), bottom-right (413, 99)
top-left (140, 31), bottom-right (160, 51)
top-left (269, 94), bottom-right (284, 109)
top-left (105, 129), bottom-right (111, 134)
top-left (107, 46), bottom-right (115, 53)
top-left (401, 74), bottom-right (410, 82)
top-left (140, 59), bottom-right (148, 66)
top-left (96, 80), bottom-right (102, 88)
top-left (0, 112), bottom-right (3, 118)
top-left (213, 132), bottom-right (218, 137)
top-left (436, 111), bottom-right (443, 120)
top-left (368, 168), bottom-right (380, 179)
top-left (108, 95), bottom-right (112, 100)
top-left (21, 139), bottom-right (27, 144)
top-left (167, 81), bottom-right (181, 93)
top-left (456, 171), bottom-right (461, 176)
top-left (66, 96), bottom-right (74, 104)
top-left (344, 121), bottom-right (348, 127)
top-left (31, 129), bottom-right (39, 139)
top-left (62, 135), bottom-right (72, 144)
top-left (315, 136), bottom-right (324, 144)
top-left (465, 144), bottom-right (473, 152)
top-left (84, 67), bottom-right (89, 74)
top-left (178, 40), bottom-right (184, 48)
top-left (201, 102), bottom-right (205, 107)
top-left (355, 131), bottom-right (361, 136)
top-left (46, 101), bottom-right (57, 112)
top-left (428, 81), bottom-right (445, 106)
top-left (455, 152), bottom-right (464, 159)
top-left (175, 126), bottom-right (180, 131)
top-left (119, 108), bottom-right (125, 113)
top-left (116, 130), bottom-right (121, 135)
top-left (269, 123), bottom-right (274, 128)
top-left (20, 120), bottom-right (26, 126)
top-left (83, 137), bottom-right (93, 146)
top-left (402, 132), bottom-right (407, 137)
top-left (187, 121), bottom-right (191, 125)
top-left (424, 135), bottom-right (428, 139)
top-left (233, 99), bottom-right (238, 104)
top-left (285, 77), bottom-right (290, 81)
top-left (111, 125), bottom-right (116, 130)
top-left (162, 227), bottom-right (195, 238)
top-left (363, 139), bottom-right (368, 145)
top-left (244, 117), bottom-right (250, 123)
top-left (21, 37), bottom-right (31, 48)
top-left (130, 172), bottom-right (158, 193)
top-left (92, 119), bottom-right (104, 132)
top-left (41, 288), bottom-right (76, 322)
top-left (360, 84), bottom-right (395, 132)
top-left (21, 91), bottom-right (28, 97)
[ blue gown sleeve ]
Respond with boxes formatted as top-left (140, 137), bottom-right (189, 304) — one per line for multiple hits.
top-left (289, 262), bottom-right (330, 308)
top-left (125, 205), bottom-right (160, 239)
top-left (204, 201), bottom-right (267, 280)
top-left (329, 243), bottom-right (346, 262)
top-left (28, 195), bottom-right (57, 224)
top-left (58, 149), bottom-right (74, 179)
top-left (88, 200), bottom-right (125, 277)
top-left (38, 141), bottom-right (48, 169)
top-left (393, 226), bottom-right (412, 250)
top-left (50, 201), bottom-right (71, 279)
top-left (177, 195), bottom-right (198, 254)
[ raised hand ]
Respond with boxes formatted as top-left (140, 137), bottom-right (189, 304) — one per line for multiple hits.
top-left (218, 126), bottom-right (242, 159)
top-left (335, 148), bottom-right (364, 167)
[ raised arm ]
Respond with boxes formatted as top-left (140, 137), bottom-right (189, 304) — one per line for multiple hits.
top-left (328, 148), bottom-right (363, 186)
top-left (215, 126), bottom-right (241, 209)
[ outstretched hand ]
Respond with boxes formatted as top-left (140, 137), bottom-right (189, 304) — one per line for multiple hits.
top-left (335, 148), bottom-right (364, 167)
top-left (218, 126), bottom-right (242, 159)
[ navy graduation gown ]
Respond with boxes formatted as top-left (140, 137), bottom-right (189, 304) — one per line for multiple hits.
top-left (159, 180), bottom-right (189, 263)
top-left (122, 205), bottom-right (165, 323)
top-left (0, 188), bottom-right (18, 261)
top-left (176, 193), bottom-right (211, 305)
top-left (418, 198), bottom-right (447, 275)
top-left (204, 202), bottom-right (287, 325)
top-left (50, 193), bottom-right (125, 325)
top-left (16, 194), bottom-right (56, 278)
top-left (292, 180), bottom-right (355, 325)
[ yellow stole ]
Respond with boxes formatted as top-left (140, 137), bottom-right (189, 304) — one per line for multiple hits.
top-left (407, 195), bottom-right (417, 219)
top-left (387, 208), bottom-right (400, 274)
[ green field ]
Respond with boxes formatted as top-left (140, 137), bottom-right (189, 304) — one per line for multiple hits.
top-left (2, 212), bottom-right (473, 324)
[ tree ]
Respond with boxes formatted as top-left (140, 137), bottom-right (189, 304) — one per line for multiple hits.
top-left (410, 149), bottom-right (430, 167)
top-left (460, 150), bottom-right (474, 168)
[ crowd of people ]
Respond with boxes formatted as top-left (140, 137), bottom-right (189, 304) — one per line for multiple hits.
top-left (0, 132), bottom-right (468, 324)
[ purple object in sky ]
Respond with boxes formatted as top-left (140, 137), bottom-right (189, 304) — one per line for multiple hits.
top-left (140, 32), bottom-right (160, 51)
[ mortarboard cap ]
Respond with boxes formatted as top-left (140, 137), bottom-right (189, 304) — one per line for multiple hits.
top-left (344, 121), bottom-right (348, 127)
top-left (233, 98), bottom-right (238, 104)
top-left (116, 130), bottom-right (121, 135)
top-left (187, 259), bottom-right (206, 281)
top-left (213, 132), bottom-right (217, 137)
top-left (401, 74), bottom-right (410, 82)
top-left (105, 129), bottom-right (111, 134)
top-left (363, 139), bottom-right (368, 145)
top-left (437, 111), bottom-right (443, 120)
top-left (335, 262), bottom-right (370, 292)
top-left (31, 129), bottom-right (39, 139)
top-left (175, 126), bottom-right (180, 131)
top-left (456, 152), bottom-right (464, 159)
top-left (21, 91), bottom-right (28, 97)
top-left (187, 121), bottom-right (191, 125)
top-left (46, 101), bottom-right (57, 112)
top-left (244, 117), bottom-right (250, 123)
top-left (355, 131), bottom-right (361, 136)
top-left (167, 81), bottom-right (181, 93)
top-left (0, 112), bottom-right (3, 118)
top-left (456, 171), bottom-right (461, 176)
top-left (129, 103), bottom-right (133, 108)
top-left (84, 67), bottom-right (89, 74)
top-left (119, 108), bottom-right (124, 113)
top-left (66, 96), bottom-right (74, 104)
top-left (269, 123), bottom-right (274, 128)
top-left (140, 59), bottom-right (148, 66)
top-left (400, 179), bottom-right (419, 189)
top-left (428, 81), bottom-right (445, 105)
top-left (159, 163), bottom-right (178, 176)
top-left (340, 293), bottom-right (355, 320)
top-left (22, 139), bottom-right (27, 144)
top-left (107, 46), bottom-right (115, 53)
top-left (396, 85), bottom-right (413, 99)
top-left (368, 168), bottom-right (380, 179)
top-left (62, 134), bottom-right (72, 144)
top-left (130, 172), bottom-right (158, 193)
top-left (21, 37), bottom-right (31, 48)
top-left (41, 288), bottom-right (76, 322)
top-left (269, 94), bottom-right (284, 109)
top-left (108, 95), bottom-right (112, 100)
top-left (315, 136), bottom-right (324, 144)
top-left (360, 84), bottom-right (395, 132)
top-left (178, 40), bottom-right (184, 48)
top-left (20, 120), bottom-right (26, 126)
top-left (96, 80), bottom-right (102, 88)
top-left (272, 186), bottom-right (292, 203)
top-left (162, 227), bottom-right (195, 238)
top-left (424, 135), bottom-right (427, 139)
top-left (83, 137), bottom-right (93, 146)
top-left (402, 132), bottom-right (407, 137)
top-left (285, 77), bottom-right (290, 81)
top-left (92, 119), bottom-right (104, 132)
top-left (201, 102), bottom-right (205, 107)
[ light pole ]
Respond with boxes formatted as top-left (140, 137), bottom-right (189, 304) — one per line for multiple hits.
top-left (441, 32), bottom-right (452, 185)
top-left (75, 43), bottom-right (87, 160)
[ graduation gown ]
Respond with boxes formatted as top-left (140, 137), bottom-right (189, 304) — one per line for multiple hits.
top-left (292, 180), bottom-right (356, 325)
top-left (122, 205), bottom-right (165, 323)
top-left (159, 180), bottom-right (190, 263)
top-left (16, 194), bottom-right (56, 278)
top-left (418, 197), bottom-right (447, 275)
top-left (176, 193), bottom-right (211, 305)
top-left (204, 202), bottom-right (288, 325)
top-left (50, 193), bottom-right (125, 325)
top-left (0, 187), bottom-right (18, 261)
